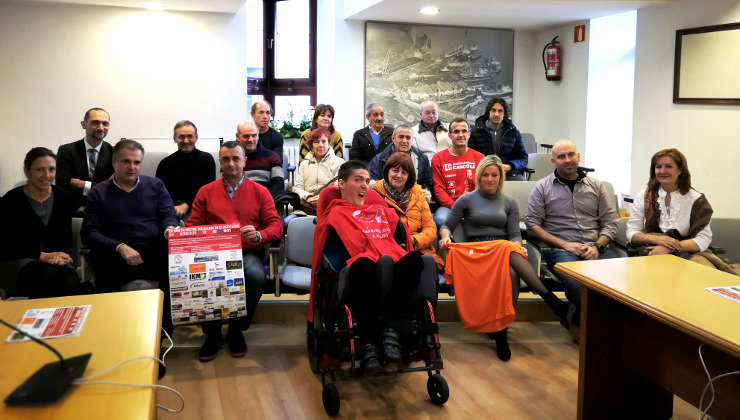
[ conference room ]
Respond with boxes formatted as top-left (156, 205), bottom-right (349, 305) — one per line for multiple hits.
top-left (1, 0), bottom-right (738, 418)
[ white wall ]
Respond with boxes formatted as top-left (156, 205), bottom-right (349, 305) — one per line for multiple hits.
top-left (529, 22), bottom-right (591, 155)
top-left (585, 11), bottom-right (636, 196)
top-left (633, 0), bottom-right (740, 217)
top-left (0, 1), bottom-right (247, 194)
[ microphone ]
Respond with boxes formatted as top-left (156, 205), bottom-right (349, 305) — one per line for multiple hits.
top-left (0, 318), bottom-right (91, 406)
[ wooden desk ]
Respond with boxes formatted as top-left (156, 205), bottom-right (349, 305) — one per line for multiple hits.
top-left (555, 255), bottom-right (740, 419)
top-left (0, 290), bottom-right (163, 419)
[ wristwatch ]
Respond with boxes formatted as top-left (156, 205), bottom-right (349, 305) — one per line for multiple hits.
top-left (595, 244), bottom-right (606, 254)
top-left (254, 231), bottom-right (262, 244)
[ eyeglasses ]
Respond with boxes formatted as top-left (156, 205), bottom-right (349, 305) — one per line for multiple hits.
top-left (451, 129), bottom-right (469, 134)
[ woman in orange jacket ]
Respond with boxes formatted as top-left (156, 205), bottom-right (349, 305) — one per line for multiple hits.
top-left (373, 152), bottom-right (443, 270)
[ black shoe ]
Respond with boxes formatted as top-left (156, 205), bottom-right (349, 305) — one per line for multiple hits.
top-left (491, 328), bottom-right (511, 361)
top-left (361, 343), bottom-right (381, 376)
top-left (227, 331), bottom-right (247, 358)
top-left (542, 291), bottom-right (571, 327)
top-left (382, 327), bottom-right (402, 366)
top-left (199, 332), bottom-right (223, 362)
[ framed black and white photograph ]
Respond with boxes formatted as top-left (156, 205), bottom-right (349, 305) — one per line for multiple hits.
top-left (365, 22), bottom-right (514, 126)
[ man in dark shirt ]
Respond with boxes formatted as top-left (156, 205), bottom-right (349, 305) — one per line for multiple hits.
top-left (156, 120), bottom-right (216, 221)
top-left (56, 108), bottom-right (115, 205)
top-left (368, 124), bottom-right (433, 199)
top-left (349, 103), bottom-right (394, 163)
top-left (82, 139), bottom-right (179, 333)
top-left (251, 101), bottom-right (284, 160)
top-left (236, 121), bottom-right (285, 197)
top-left (468, 97), bottom-right (528, 180)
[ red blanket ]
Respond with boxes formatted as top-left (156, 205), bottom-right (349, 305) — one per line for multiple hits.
top-left (308, 193), bottom-right (412, 322)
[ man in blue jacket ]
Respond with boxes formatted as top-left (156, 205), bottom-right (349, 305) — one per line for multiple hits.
top-left (468, 97), bottom-right (528, 180)
top-left (368, 124), bottom-right (433, 200)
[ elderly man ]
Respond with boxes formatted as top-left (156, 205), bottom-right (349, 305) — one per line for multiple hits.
top-left (187, 141), bottom-right (283, 362)
top-left (468, 97), bottom-right (528, 180)
top-left (155, 120), bottom-right (216, 221)
top-left (525, 140), bottom-right (619, 326)
top-left (236, 121), bottom-right (285, 197)
top-left (251, 101), bottom-right (283, 160)
top-left (412, 101), bottom-right (451, 161)
top-left (82, 139), bottom-right (178, 333)
top-left (368, 124), bottom-right (433, 197)
top-left (349, 103), bottom-right (394, 163)
top-left (431, 118), bottom-right (484, 227)
top-left (56, 108), bottom-right (115, 204)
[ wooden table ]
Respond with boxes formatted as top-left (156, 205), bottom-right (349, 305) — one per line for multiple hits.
top-left (555, 255), bottom-right (740, 419)
top-left (0, 290), bottom-right (163, 419)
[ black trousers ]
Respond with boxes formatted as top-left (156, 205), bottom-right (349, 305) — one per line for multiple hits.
top-left (202, 250), bottom-right (267, 336)
top-left (91, 240), bottom-right (173, 335)
top-left (16, 260), bottom-right (88, 298)
top-left (347, 252), bottom-right (423, 343)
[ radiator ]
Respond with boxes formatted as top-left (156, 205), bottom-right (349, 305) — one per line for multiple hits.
top-left (284, 145), bottom-right (299, 167)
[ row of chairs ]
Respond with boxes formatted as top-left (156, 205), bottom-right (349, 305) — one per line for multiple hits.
top-left (274, 179), bottom-right (624, 297)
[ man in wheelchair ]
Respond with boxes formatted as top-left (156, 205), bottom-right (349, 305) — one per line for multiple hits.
top-left (310, 160), bottom-right (437, 376)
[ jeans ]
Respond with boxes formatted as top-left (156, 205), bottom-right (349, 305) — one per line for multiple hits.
top-left (433, 206), bottom-right (451, 228)
top-left (545, 249), bottom-right (619, 324)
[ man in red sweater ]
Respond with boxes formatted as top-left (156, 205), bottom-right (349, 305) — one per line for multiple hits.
top-left (431, 118), bottom-right (484, 226)
top-left (187, 141), bottom-right (283, 362)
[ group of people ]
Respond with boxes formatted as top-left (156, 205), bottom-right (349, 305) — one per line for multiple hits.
top-left (0, 97), bottom-right (726, 373)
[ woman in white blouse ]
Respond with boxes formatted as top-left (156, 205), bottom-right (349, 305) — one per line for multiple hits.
top-left (291, 127), bottom-right (344, 214)
top-left (626, 148), bottom-right (722, 269)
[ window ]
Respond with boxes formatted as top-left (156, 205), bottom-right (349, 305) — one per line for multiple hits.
top-left (247, 0), bottom-right (317, 122)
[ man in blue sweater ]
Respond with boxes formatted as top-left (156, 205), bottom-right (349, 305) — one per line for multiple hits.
top-left (82, 139), bottom-right (179, 333)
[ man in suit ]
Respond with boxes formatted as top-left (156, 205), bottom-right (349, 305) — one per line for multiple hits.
top-left (349, 103), bottom-right (394, 163)
top-left (56, 108), bottom-right (115, 203)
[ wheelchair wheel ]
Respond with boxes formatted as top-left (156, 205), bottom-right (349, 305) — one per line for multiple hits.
top-left (322, 383), bottom-right (340, 416)
top-left (307, 303), bottom-right (323, 373)
top-left (427, 373), bottom-right (449, 405)
top-left (307, 324), bottom-right (321, 373)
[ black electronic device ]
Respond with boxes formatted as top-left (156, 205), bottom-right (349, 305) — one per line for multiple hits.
top-left (0, 319), bottom-right (92, 406)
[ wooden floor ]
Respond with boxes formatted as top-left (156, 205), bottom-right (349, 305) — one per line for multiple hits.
top-left (156, 322), bottom-right (698, 419)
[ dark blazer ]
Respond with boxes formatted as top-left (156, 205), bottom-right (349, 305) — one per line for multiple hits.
top-left (367, 145), bottom-right (434, 192)
top-left (56, 139), bottom-right (115, 199)
top-left (0, 185), bottom-right (76, 261)
top-left (349, 125), bottom-right (394, 163)
top-left (468, 116), bottom-right (528, 174)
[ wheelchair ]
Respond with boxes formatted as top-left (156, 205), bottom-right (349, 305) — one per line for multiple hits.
top-left (307, 247), bottom-right (448, 416)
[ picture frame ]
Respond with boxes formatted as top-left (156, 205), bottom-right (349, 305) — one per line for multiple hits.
top-left (673, 22), bottom-right (740, 105)
top-left (365, 21), bottom-right (514, 126)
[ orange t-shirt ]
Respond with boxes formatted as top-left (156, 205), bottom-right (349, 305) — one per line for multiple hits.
top-left (444, 240), bottom-right (526, 333)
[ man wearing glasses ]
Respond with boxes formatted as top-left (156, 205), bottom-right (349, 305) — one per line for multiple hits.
top-left (430, 118), bottom-right (485, 227)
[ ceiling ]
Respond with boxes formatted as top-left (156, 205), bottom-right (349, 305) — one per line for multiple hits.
top-left (7, 0), bottom-right (670, 29)
top-left (4, 0), bottom-right (247, 14)
top-left (344, 0), bottom-right (670, 30)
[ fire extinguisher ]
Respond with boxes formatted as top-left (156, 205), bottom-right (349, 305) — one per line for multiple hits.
top-left (542, 36), bottom-right (561, 81)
